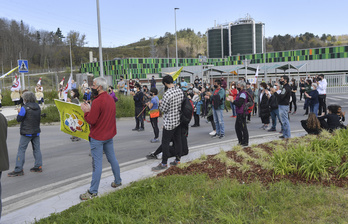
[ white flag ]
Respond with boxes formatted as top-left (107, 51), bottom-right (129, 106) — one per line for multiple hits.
top-left (11, 75), bottom-right (21, 91)
top-left (63, 75), bottom-right (72, 101)
top-left (254, 65), bottom-right (260, 84)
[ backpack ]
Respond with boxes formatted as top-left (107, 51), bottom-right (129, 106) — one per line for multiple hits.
top-left (180, 96), bottom-right (194, 126)
top-left (244, 91), bottom-right (255, 114)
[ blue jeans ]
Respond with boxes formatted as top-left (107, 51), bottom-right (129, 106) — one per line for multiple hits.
top-left (270, 109), bottom-right (279, 129)
top-left (310, 103), bottom-right (319, 117)
top-left (15, 135), bottom-right (42, 172)
top-left (279, 105), bottom-right (291, 138)
top-left (212, 108), bottom-right (224, 136)
top-left (89, 137), bottom-right (122, 194)
top-left (230, 102), bottom-right (236, 116)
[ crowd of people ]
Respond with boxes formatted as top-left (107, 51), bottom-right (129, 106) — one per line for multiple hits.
top-left (1, 73), bottom-right (347, 209)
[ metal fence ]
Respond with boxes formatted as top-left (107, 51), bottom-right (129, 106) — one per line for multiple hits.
top-left (326, 74), bottom-right (348, 94)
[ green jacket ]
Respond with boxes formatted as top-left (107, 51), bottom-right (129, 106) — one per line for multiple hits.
top-left (0, 113), bottom-right (9, 171)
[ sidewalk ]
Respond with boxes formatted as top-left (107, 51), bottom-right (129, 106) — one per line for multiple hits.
top-left (0, 106), bottom-right (19, 121)
top-left (1, 130), bottom-right (306, 224)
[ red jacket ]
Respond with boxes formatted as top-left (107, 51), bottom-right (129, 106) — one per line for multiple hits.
top-left (84, 91), bottom-right (116, 141)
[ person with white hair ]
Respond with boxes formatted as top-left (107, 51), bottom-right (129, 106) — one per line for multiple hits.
top-left (191, 88), bottom-right (201, 127)
top-left (8, 92), bottom-right (42, 177)
top-left (80, 77), bottom-right (122, 200)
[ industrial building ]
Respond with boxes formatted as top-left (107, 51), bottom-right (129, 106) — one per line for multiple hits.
top-left (207, 15), bottom-right (264, 58)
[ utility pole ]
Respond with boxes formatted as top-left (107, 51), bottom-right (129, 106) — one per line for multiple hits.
top-left (96, 0), bottom-right (104, 77)
top-left (174, 8), bottom-right (179, 71)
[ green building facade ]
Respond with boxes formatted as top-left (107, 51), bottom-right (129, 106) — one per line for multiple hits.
top-left (80, 45), bottom-right (348, 85)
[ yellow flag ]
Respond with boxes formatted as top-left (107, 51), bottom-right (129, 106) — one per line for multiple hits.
top-left (172, 67), bottom-right (183, 81)
top-left (54, 99), bottom-right (90, 141)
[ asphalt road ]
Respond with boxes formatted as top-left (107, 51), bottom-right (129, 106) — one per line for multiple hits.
top-left (2, 94), bottom-right (348, 214)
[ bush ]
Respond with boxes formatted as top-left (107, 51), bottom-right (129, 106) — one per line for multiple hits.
top-left (115, 93), bottom-right (135, 118)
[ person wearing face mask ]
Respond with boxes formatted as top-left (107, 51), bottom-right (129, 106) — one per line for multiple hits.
top-left (142, 85), bottom-right (151, 122)
top-left (108, 86), bottom-right (118, 103)
top-left (317, 74), bottom-right (327, 116)
top-left (268, 85), bottom-right (282, 132)
top-left (289, 79), bottom-right (297, 115)
top-left (252, 83), bottom-right (259, 116)
top-left (129, 79), bottom-right (135, 92)
top-left (278, 75), bottom-right (292, 139)
top-left (150, 76), bottom-right (156, 89)
top-left (79, 77), bottom-right (122, 200)
top-left (117, 76), bottom-right (125, 94)
top-left (210, 79), bottom-right (225, 139)
top-left (245, 83), bottom-right (253, 123)
top-left (130, 83), bottom-right (145, 131)
top-left (180, 78), bottom-right (188, 92)
top-left (68, 89), bottom-right (81, 142)
top-left (152, 75), bottom-right (184, 171)
top-left (304, 83), bottom-right (319, 116)
top-left (233, 81), bottom-right (250, 146)
top-left (228, 82), bottom-right (238, 117)
top-left (302, 79), bottom-right (312, 116)
top-left (259, 82), bottom-right (271, 130)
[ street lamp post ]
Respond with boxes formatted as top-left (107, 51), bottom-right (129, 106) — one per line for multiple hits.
top-left (174, 8), bottom-right (179, 73)
top-left (96, 0), bottom-right (104, 77)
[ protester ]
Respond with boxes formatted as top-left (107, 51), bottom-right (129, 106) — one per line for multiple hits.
top-left (152, 75), bottom-right (184, 171)
top-left (180, 78), bottom-right (188, 92)
top-left (58, 88), bottom-right (65, 101)
top-left (228, 82), bottom-right (237, 117)
top-left (337, 105), bottom-right (346, 127)
top-left (108, 86), bottom-right (118, 103)
top-left (191, 88), bottom-right (201, 127)
top-left (299, 79), bottom-right (306, 101)
top-left (81, 79), bottom-right (88, 93)
top-left (301, 113), bottom-right (321, 135)
top-left (302, 79), bottom-right (312, 116)
top-left (204, 87), bottom-right (217, 136)
top-left (142, 85), bottom-right (151, 122)
top-left (318, 105), bottom-right (345, 132)
top-left (278, 75), bottom-right (292, 139)
top-left (194, 76), bottom-right (200, 88)
top-left (11, 78), bottom-right (21, 109)
top-left (83, 88), bottom-right (92, 104)
top-left (259, 82), bottom-right (271, 130)
top-left (150, 76), bottom-right (156, 89)
top-left (67, 89), bottom-right (81, 142)
top-left (252, 83), bottom-right (259, 116)
top-left (71, 79), bottom-right (77, 89)
top-left (233, 81), bottom-right (249, 146)
top-left (0, 112), bottom-right (9, 220)
top-left (317, 74), bottom-right (327, 115)
top-left (245, 82), bottom-right (253, 123)
top-left (221, 77), bottom-right (227, 90)
top-left (289, 79), bottom-right (297, 115)
top-left (146, 88), bottom-right (160, 143)
top-left (130, 83), bottom-right (144, 131)
top-left (80, 77), bottom-right (122, 200)
top-left (117, 76), bottom-right (126, 95)
top-left (8, 92), bottom-right (42, 177)
top-left (129, 79), bottom-right (135, 92)
top-left (305, 83), bottom-right (319, 116)
top-left (211, 79), bottom-right (225, 139)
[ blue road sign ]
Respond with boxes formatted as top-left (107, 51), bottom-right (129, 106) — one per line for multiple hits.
top-left (18, 60), bottom-right (29, 73)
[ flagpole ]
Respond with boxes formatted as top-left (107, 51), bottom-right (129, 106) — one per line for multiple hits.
top-left (69, 42), bottom-right (73, 79)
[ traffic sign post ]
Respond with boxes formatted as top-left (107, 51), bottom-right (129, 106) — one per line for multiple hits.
top-left (18, 60), bottom-right (29, 90)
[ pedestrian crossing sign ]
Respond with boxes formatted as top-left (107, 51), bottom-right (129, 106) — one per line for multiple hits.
top-left (18, 60), bottom-right (29, 73)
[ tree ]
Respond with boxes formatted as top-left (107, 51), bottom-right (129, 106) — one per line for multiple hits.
top-left (55, 28), bottom-right (64, 39)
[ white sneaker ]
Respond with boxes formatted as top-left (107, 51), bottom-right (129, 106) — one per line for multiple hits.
top-left (209, 131), bottom-right (216, 136)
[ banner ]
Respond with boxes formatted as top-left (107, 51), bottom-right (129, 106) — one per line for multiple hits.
top-left (63, 75), bottom-right (72, 101)
top-left (54, 99), bottom-right (90, 141)
top-left (11, 75), bottom-right (21, 91)
top-left (0, 66), bottom-right (19, 80)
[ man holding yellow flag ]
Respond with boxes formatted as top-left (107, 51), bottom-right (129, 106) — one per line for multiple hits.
top-left (79, 77), bottom-right (122, 200)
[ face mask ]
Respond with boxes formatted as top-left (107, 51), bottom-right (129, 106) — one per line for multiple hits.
top-left (311, 87), bottom-right (314, 90)
top-left (71, 93), bottom-right (74, 97)
top-left (237, 87), bottom-right (241, 92)
top-left (92, 87), bottom-right (99, 96)
top-left (251, 87), bottom-right (254, 89)
top-left (273, 86), bottom-right (277, 89)
top-left (260, 87), bottom-right (264, 90)
top-left (232, 86), bottom-right (235, 89)
top-left (279, 81), bottom-right (285, 85)
top-left (214, 85), bottom-right (218, 89)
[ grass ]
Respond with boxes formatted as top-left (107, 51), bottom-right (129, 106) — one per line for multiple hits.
top-left (36, 174), bottom-right (348, 224)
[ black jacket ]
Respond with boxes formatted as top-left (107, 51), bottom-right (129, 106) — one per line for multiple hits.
top-left (268, 93), bottom-right (279, 111)
top-left (0, 113), bottom-right (9, 171)
top-left (18, 102), bottom-right (41, 135)
top-left (279, 83), bottom-right (291, 105)
top-left (259, 92), bottom-right (270, 117)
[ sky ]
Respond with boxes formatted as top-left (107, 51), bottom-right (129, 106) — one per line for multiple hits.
top-left (1, 0), bottom-right (348, 48)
